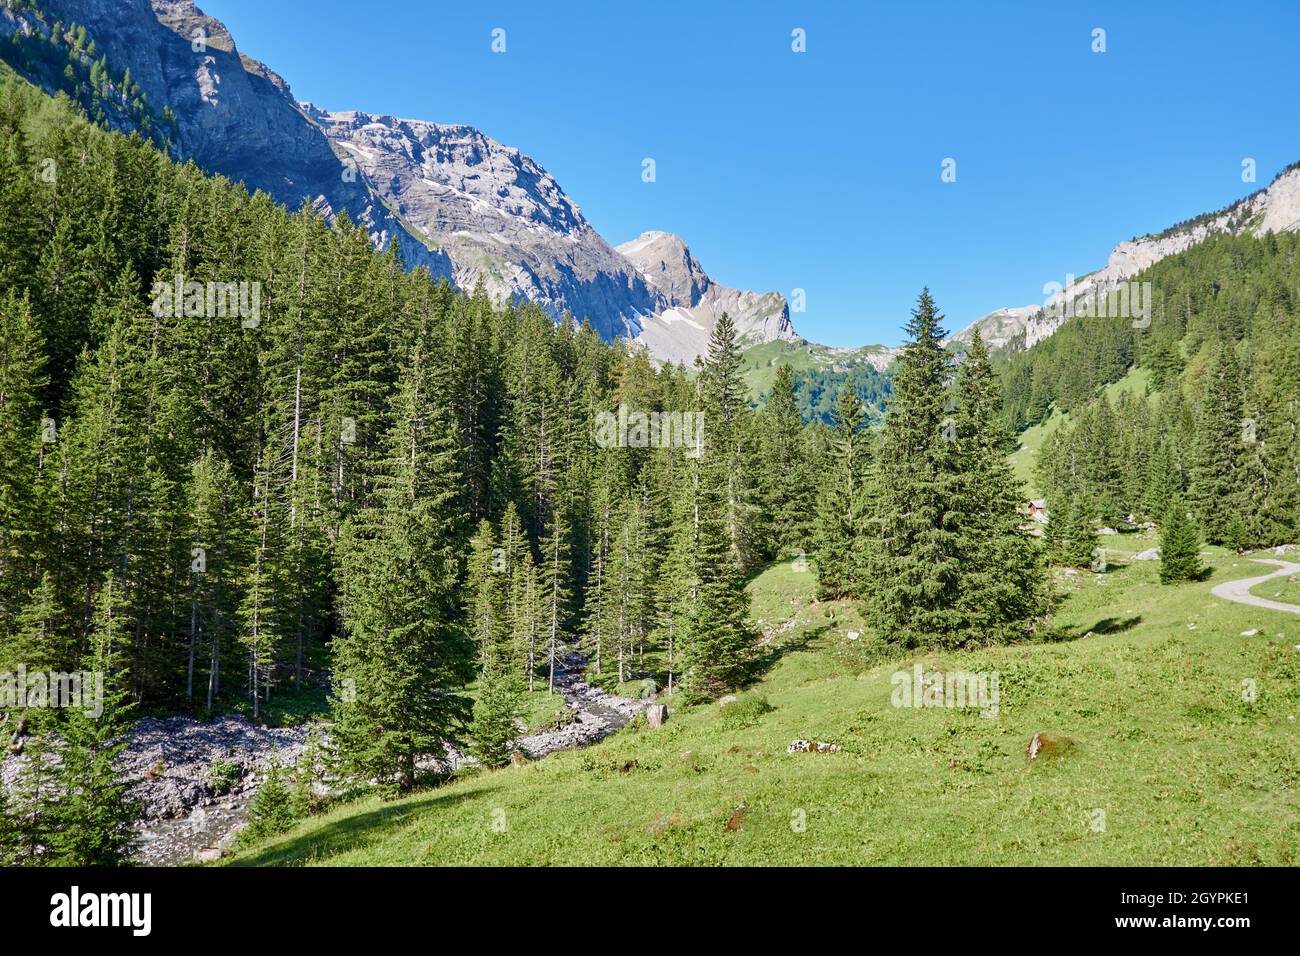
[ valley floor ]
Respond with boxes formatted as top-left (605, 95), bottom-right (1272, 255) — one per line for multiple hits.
top-left (226, 532), bottom-right (1300, 867)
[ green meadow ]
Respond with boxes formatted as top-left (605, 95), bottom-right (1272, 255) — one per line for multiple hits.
top-left (229, 533), bottom-right (1299, 867)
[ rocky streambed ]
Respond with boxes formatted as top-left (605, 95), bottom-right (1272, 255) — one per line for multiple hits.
top-left (3, 652), bottom-right (651, 866)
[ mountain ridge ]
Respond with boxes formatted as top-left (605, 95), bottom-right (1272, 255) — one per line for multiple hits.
top-left (7, 1), bottom-right (1299, 372)
top-left (1, 0), bottom-right (796, 361)
top-left (953, 163), bottom-right (1300, 351)
top-left (306, 105), bottom-right (663, 345)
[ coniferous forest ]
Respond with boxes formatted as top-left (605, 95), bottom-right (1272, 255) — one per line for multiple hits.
top-left (0, 74), bottom-right (1058, 863)
top-left (0, 4), bottom-right (1298, 892)
top-left (1012, 232), bottom-right (1300, 550)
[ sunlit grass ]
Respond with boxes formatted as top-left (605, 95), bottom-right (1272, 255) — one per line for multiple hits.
top-left (227, 546), bottom-right (1299, 867)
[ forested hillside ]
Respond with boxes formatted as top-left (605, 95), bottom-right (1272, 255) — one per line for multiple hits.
top-left (0, 66), bottom-right (841, 704)
top-left (0, 7), bottom-right (176, 148)
top-left (738, 338), bottom-right (893, 425)
top-left (1000, 230), bottom-right (1300, 551)
top-left (0, 68), bottom-right (845, 859)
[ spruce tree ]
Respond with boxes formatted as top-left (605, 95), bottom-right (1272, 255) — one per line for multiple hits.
top-left (1045, 494), bottom-right (1097, 568)
top-left (238, 455), bottom-right (282, 719)
top-left (465, 519), bottom-right (505, 662)
top-left (1144, 438), bottom-right (1181, 522)
top-left (0, 291), bottom-right (47, 636)
top-left (49, 573), bottom-right (141, 866)
top-left (540, 509), bottom-right (571, 695)
top-left (952, 332), bottom-right (1048, 643)
top-left (679, 466), bottom-right (752, 700)
top-left (185, 450), bottom-right (240, 709)
top-left (862, 289), bottom-right (965, 647)
top-left (497, 501), bottom-right (530, 672)
top-left (244, 760), bottom-right (298, 840)
top-left (469, 649), bottom-right (524, 769)
top-left (813, 382), bottom-right (868, 599)
top-left (1159, 497), bottom-right (1203, 584)
top-left (679, 320), bottom-right (754, 699)
top-left (756, 363), bottom-right (813, 555)
top-left (1188, 341), bottom-right (1246, 543)
top-left (6, 729), bottom-right (54, 864)
top-left (700, 313), bottom-right (763, 571)
top-left (4, 571), bottom-right (63, 677)
top-left (331, 341), bottom-right (472, 795)
top-left (658, 495), bottom-right (694, 696)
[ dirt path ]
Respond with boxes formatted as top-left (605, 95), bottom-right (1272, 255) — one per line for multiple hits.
top-left (1210, 559), bottom-right (1300, 616)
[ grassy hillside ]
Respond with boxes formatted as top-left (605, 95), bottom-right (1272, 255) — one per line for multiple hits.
top-left (228, 533), bottom-right (1299, 867)
top-left (1010, 366), bottom-right (1153, 497)
top-left (740, 339), bottom-right (893, 400)
top-left (740, 338), bottom-right (894, 423)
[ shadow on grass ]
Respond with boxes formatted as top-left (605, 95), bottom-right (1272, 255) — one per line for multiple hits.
top-left (744, 622), bottom-right (827, 685)
top-left (1080, 615), bottom-right (1143, 638)
top-left (227, 785), bottom-right (497, 867)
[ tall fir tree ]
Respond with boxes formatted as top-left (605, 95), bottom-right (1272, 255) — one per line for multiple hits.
top-left (679, 317), bottom-right (754, 700)
top-left (469, 646), bottom-right (524, 770)
top-left (1044, 493), bottom-right (1097, 569)
top-left (951, 333), bottom-right (1048, 643)
top-left (1188, 341), bottom-right (1246, 544)
top-left (49, 573), bottom-right (140, 865)
top-left (466, 518), bottom-right (524, 767)
top-left (539, 509), bottom-right (571, 695)
top-left (862, 289), bottom-right (966, 648)
top-left (237, 456), bottom-right (281, 719)
top-left (331, 341), bottom-right (472, 794)
top-left (0, 291), bottom-right (47, 637)
top-left (756, 363), bottom-right (813, 556)
top-left (700, 313), bottom-right (763, 571)
top-left (813, 382), bottom-right (868, 599)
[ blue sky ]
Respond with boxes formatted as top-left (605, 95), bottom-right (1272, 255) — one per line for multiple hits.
top-left (204, 0), bottom-right (1300, 347)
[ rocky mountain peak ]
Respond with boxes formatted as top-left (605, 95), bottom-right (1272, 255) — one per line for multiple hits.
top-left (5, 0), bottom-right (798, 362)
top-left (616, 231), bottom-right (796, 365)
top-left (617, 231), bottom-right (714, 307)
top-left (310, 106), bottom-right (663, 342)
top-left (151, 0), bottom-right (235, 53)
top-left (306, 108), bottom-right (592, 243)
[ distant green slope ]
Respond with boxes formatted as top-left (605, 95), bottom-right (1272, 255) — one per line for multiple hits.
top-left (1010, 366), bottom-right (1152, 497)
top-left (741, 338), bottom-right (895, 424)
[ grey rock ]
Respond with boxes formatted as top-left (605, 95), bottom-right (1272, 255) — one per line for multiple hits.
top-left (308, 108), bottom-right (660, 343)
top-left (27, 1), bottom-right (451, 280)
top-left (787, 739), bottom-right (841, 754)
top-left (616, 232), bottom-right (796, 364)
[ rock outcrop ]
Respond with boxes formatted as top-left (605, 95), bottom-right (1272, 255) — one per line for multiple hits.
top-left (616, 231), bottom-right (796, 364)
top-left (953, 164), bottom-right (1300, 351)
top-left (308, 108), bottom-right (662, 343)
top-left (28, 0), bottom-right (451, 279)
